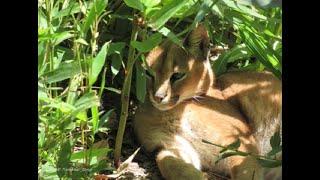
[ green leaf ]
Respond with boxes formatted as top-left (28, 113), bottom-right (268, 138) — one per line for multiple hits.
top-left (264, 29), bottom-right (282, 41)
top-left (90, 160), bottom-right (114, 174)
top-left (238, 61), bottom-right (262, 72)
top-left (189, 0), bottom-right (219, 29)
top-left (38, 31), bottom-right (74, 45)
top-left (68, 92), bottom-right (100, 121)
top-left (74, 92), bottom-right (100, 114)
top-left (148, 0), bottom-right (188, 30)
top-left (267, 146), bottom-right (282, 157)
top-left (111, 54), bottom-right (122, 78)
top-left (54, 1), bottom-right (81, 19)
top-left (227, 44), bottom-right (251, 63)
top-left (257, 158), bottom-right (282, 168)
top-left (141, 0), bottom-right (161, 8)
top-left (71, 148), bottom-right (111, 161)
top-left (82, 0), bottom-right (108, 35)
top-left (39, 162), bottom-right (60, 179)
top-left (43, 99), bottom-right (76, 114)
top-left (38, 128), bottom-right (45, 148)
top-left (239, 28), bottom-right (281, 78)
top-left (140, 54), bottom-right (155, 76)
top-left (43, 60), bottom-right (82, 83)
top-left (108, 42), bottom-right (126, 55)
top-left (270, 131), bottom-right (281, 149)
top-left (131, 33), bottom-right (162, 52)
top-left (38, 41), bottom-right (45, 57)
top-left (57, 139), bottom-right (72, 178)
top-left (89, 41), bottom-right (110, 86)
top-left (161, 0), bottom-right (198, 18)
top-left (38, 9), bottom-right (48, 29)
top-left (53, 49), bottom-right (65, 70)
top-left (145, 7), bottom-right (162, 17)
top-left (220, 0), bottom-right (267, 20)
top-left (173, 0), bottom-right (216, 41)
top-left (56, 45), bottom-right (74, 60)
top-left (66, 74), bottom-right (84, 105)
top-left (98, 109), bottom-right (114, 130)
top-left (108, 42), bottom-right (125, 78)
top-left (54, 31), bottom-right (74, 45)
top-left (213, 44), bottom-right (249, 76)
top-left (98, 67), bottom-right (107, 98)
top-left (215, 150), bottom-right (247, 164)
top-left (74, 38), bottom-right (89, 46)
top-left (158, 27), bottom-right (183, 47)
top-left (248, 0), bottom-right (282, 8)
top-left (92, 105), bottom-right (100, 134)
top-left (227, 139), bottom-right (241, 150)
top-left (38, 82), bottom-right (48, 100)
top-left (123, 0), bottom-right (145, 11)
top-left (135, 62), bottom-right (146, 102)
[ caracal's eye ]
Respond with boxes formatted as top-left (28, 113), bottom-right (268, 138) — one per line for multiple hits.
top-left (170, 72), bottom-right (186, 83)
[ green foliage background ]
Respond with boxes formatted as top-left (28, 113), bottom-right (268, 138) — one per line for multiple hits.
top-left (38, 0), bottom-right (281, 178)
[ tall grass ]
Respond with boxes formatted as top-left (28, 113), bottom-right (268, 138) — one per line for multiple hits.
top-left (38, 0), bottom-right (282, 178)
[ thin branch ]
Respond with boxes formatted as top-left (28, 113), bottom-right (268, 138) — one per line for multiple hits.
top-left (114, 14), bottom-right (139, 168)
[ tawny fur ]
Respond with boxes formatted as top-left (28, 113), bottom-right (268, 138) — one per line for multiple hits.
top-left (133, 25), bottom-right (281, 180)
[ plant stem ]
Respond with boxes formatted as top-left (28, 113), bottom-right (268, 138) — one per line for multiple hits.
top-left (202, 139), bottom-right (279, 161)
top-left (114, 15), bottom-right (139, 168)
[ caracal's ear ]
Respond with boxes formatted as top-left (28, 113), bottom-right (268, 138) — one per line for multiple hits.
top-left (183, 24), bottom-right (210, 60)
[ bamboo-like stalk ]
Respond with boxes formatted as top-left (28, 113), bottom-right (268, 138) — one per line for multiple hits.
top-left (114, 16), bottom-right (139, 167)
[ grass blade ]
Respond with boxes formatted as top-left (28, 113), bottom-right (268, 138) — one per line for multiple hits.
top-left (148, 0), bottom-right (188, 30)
top-left (82, 0), bottom-right (108, 35)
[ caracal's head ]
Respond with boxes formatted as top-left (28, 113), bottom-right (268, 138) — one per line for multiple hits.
top-left (146, 25), bottom-right (214, 111)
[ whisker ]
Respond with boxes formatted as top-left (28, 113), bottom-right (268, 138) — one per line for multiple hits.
top-left (196, 95), bottom-right (205, 99)
top-left (192, 96), bottom-right (201, 103)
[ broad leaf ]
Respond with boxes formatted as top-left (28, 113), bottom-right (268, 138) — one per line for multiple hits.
top-left (108, 42), bottom-right (126, 55)
top-left (141, 0), bottom-right (161, 8)
top-left (89, 41), bottom-right (110, 86)
top-left (270, 131), bottom-right (281, 149)
top-left (131, 33), bottom-right (162, 52)
top-left (161, 0), bottom-right (198, 18)
top-left (74, 92), bottom-right (100, 114)
top-left (123, 0), bottom-right (145, 11)
top-left (267, 146), bottom-right (282, 157)
top-left (111, 54), bottom-right (122, 78)
top-left (43, 60), bottom-right (82, 84)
